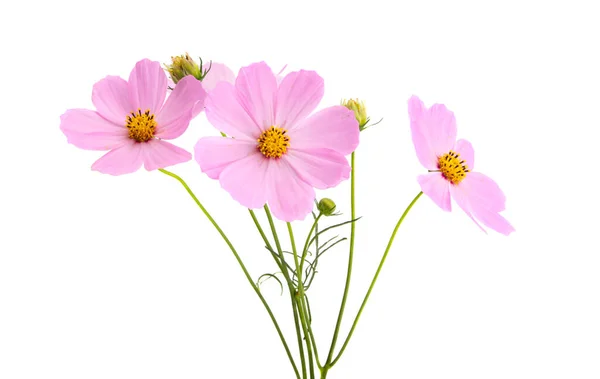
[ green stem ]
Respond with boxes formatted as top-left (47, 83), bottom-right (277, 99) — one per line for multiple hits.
top-left (264, 205), bottom-right (307, 379)
top-left (158, 169), bottom-right (299, 379)
top-left (330, 191), bottom-right (423, 366)
top-left (324, 151), bottom-right (357, 368)
top-left (299, 213), bottom-right (322, 281)
top-left (303, 294), bottom-right (322, 369)
top-left (288, 223), bottom-right (315, 379)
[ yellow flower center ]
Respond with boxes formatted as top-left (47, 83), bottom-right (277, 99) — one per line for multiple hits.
top-left (126, 109), bottom-right (157, 142)
top-left (257, 126), bottom-right (290, 158)
top-left (437, 150), bottom-right (470, 185)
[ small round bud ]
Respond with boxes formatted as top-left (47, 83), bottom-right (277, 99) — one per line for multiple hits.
top-left (317, 198), bottom-right (337, 216)
top-left (341, 98), bottom-right (369, 130)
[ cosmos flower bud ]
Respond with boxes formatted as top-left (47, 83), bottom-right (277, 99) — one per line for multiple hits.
top-left (341, 98), bottom-right (369, 130)
top-left (164, 53), bottom-right (209, 84)
top-left (317, 198), bottom-right (337, 216)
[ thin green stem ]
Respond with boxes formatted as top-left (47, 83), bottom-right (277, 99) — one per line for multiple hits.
top-left (288, 223), bottom-right (315, 379)
top-left (264, 206), bottom-right (307, 379)
top-left (330, 191), bottom-right (423, 366)
top-left (248, 210), bottom-right (278, 261)
top-left (324, 151), bottom-right (357, 369)
top-left (303, 294), bottom-right (322, 369)
top-left (158, 169), bottom-right (299, 379)
top-left (299, 213), bottom-right (322, 280)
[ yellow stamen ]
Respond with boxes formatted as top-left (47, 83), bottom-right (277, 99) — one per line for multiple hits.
top-left (437, 150), bottom-right (469, 185)
top-left (257, 126), bottom-right (290, 158)
top-left (126, 109), bottom-right (157, 142)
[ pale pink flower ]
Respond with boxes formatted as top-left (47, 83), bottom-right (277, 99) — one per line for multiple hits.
top-left (194, 62), bottom-right (359, 221)
top-left (60, 59), bottom-right (206, 175)
top-left (408, 95), bottom-right (514, 235)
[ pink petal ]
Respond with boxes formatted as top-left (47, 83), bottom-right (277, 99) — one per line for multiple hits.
top-left (205, 81), bottom-right (261, 141)
top-left (266, 159), bottom-right (315, 222)
top-left (219, 153), bottom-right (269, 209)
top-left (448, 182), bottom-right (486, 233)
top-left (167, 77), bottom-right (176, 90)
top-left (417, 173), bottom-right (451, 212)
top-left (156, 75), bottom-right (206, 139)
top-left (128, 59), bottom-right (167, 114)
top-left (60, 109), bottom-right (128, 151)
top-left (92, 76), bottom-right (131, 125)
top-left (408, 96), bottom-right (457, 169)
top-left (275, 69), bottom-right (324, 130)
top-left (142, 139), bottom-right (191, 171)
top-left (275, 64), bottom-right (288, 84)
top-left (201, 62), bottom-right (235, 92)
top-left (450, 172), bottom-right (514, 235)
top-left (91, 140), bottom-right (144, 175)
top-left (285, 148), bottom-right (350, 189)
top-left (288, 106), bottom-right (359, 155)
top-left (454, 139), bottom-right (474, 170)
top-left (235, 61), bottom-right (277, 130)
top-left (474, 210), bottom-right (514, 236)
top-left (460, 172), bottom-right (506, 212)
top-left (192, 102), bottom-right (205, 118)
top-left (194, 137), bottom-right (258, 179)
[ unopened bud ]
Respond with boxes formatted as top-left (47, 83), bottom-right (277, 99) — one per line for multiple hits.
top-left (317, 198), bottom-right (337, 216)
top-left (341, 98), bottom-right (369, 130)
top-left (164, 53), bottom-right (209, 84)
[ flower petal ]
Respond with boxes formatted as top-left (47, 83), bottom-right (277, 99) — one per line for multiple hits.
top-left (92, 76), bottom-right (131, 125)
top-left (128, 59), bottom-right (167, 114)
top-left (276, 69), bottom-right (324, 130)
top-left (235, 61), bottom-right (277, 130)
top-left (194, 137), bottom-right (258, 179)
top-left (408, 95), bottom-right (457, 169)
top-left (91, 140), bottom-right (144, 175)
top-left (454, 139), bottom-right (474, 171)
top-left (449, 182), bottom-right (486, 233)
top-left (219, 153), bottom-right (269, 209)
top-left (417, 173), bottom-right (451, 212)
top-left (285, 148), bottom-right (350, 189)
top-left (288, 106), bottom-right (359, 155)
top-left (201, 62), bottom-right (235, 92)
top-left (60, 109), bottom-right (128, 151)
top-left (156, 75), bottom-right (206, 139)
top-left (460, 172), bottom-right (506, 212)
top-left (142, 139), bottom-right (191, 171)
top-left (450, 172), bottom-right (514, 235)
top-left (475, 210), bottom-right (515, 236)
top-left (266, 159), bottom-right (315, 222)
top-left (205, 81), bottom-right (260, 141)
top-left (275, 64), bottom-right (288, 84)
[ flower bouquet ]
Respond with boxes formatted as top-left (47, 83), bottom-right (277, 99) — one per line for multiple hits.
top-left (59, 54), bottom-right (514, 379)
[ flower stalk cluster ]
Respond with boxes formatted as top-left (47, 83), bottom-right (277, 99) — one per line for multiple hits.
top-left (59, 53), bottom-right (514, 379)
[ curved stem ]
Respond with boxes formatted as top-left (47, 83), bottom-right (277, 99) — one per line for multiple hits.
top-left (158, 169), bottom-right (299, 379)
top-left (324, 151), bottom-right (357, 367)
top-left (264, 205), bottom-right (307, 379)
top-left (330, 191), bottom-right (423, 366)
top-left (288, 222), bottom-right (315, 379)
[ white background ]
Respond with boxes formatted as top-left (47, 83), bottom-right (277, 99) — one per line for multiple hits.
top-left (1, 0), bottom-right (599, 378)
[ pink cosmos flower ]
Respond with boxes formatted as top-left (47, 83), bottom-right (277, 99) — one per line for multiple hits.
top-left (60, 59), bottom-right (206, 175)
top-left (408, 95), bottom-right (514, 235)
top-left (194, 62), bottom-right (359, 222)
